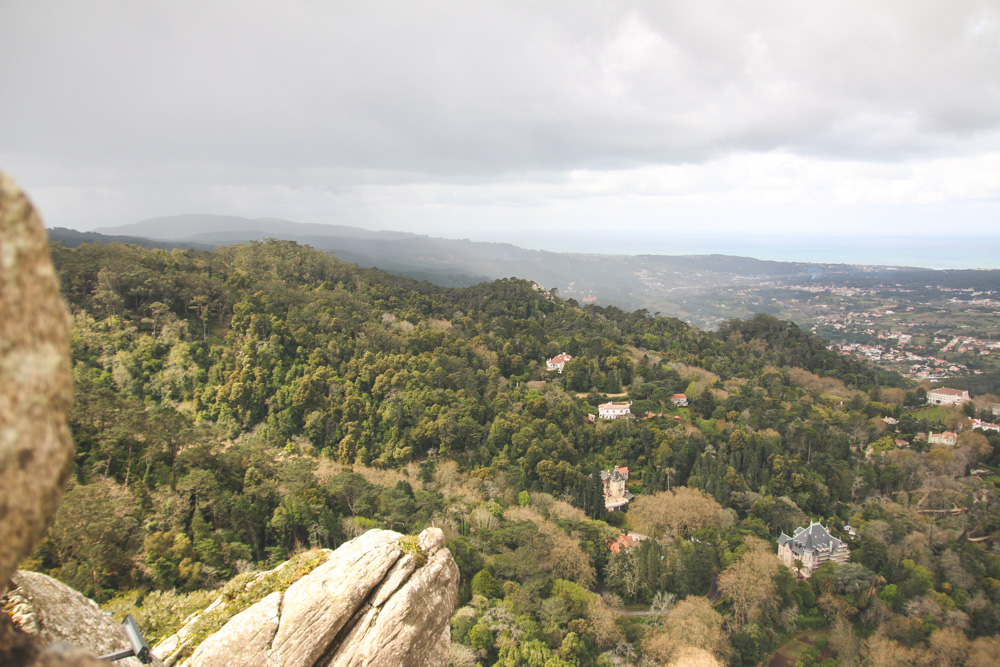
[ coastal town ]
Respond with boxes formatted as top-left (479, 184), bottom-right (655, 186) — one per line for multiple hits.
top-left (793, 284), bottom-right (1000, 383)
top-left (688, 279), bottom-right (1000, 389)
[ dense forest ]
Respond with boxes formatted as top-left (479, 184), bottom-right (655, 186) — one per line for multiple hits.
top-left (26, 239), bottom-right (1000, 666)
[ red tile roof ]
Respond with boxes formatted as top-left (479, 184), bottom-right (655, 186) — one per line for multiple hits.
top-left (930, 388), bottom-right (967, 396)
top-left (608, 534), bottom-right (635, 554)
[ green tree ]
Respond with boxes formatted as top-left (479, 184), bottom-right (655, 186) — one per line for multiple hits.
top-left (471, 568), bottom-right (503, 599)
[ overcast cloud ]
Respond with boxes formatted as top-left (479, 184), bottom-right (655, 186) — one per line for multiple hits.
top-left (1, 0), bottom-right (998, 255)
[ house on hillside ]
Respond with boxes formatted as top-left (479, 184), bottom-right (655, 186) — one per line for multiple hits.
top-left (600, 466), bottom-right (633, 511)
top-left (778, 521), bottom-right (850, 577)
top-left (598, 402), bottom-right (631, 419)
top-left (970, 418), bottom-right (1000, 433)
top-left (928, 431), bottom-right (957, 446)
top-left (927, 387), bottom-right (970, 405)
top-left (546, 353), bottom-right (572, 373)
top-left (608, 531), bottom-right (647, 554)
top-left (671, 393), bottom-right (688, 407)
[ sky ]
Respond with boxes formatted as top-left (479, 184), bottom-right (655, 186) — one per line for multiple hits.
top-left (1, 1), bottom-right (999, 265)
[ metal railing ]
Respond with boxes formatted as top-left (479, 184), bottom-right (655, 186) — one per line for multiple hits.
top-left (98, 615), bottom-right (153, 664)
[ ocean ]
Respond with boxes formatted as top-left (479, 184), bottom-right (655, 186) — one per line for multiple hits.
top-left (605, 235), bottom-right (1000, 270)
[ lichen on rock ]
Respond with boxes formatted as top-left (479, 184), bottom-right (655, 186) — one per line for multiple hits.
top-left (183, 527), bottom-right (459, 667)
top-left (152, 548), bottom-right (331, 665)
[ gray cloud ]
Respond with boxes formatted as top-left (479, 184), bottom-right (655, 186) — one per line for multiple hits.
top-left (1, 0), bottom-right (998, 239)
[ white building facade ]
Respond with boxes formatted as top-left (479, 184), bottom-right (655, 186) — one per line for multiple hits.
top-left (546, 353), bottom-right (572, 373)
top-left (598, 402), bottom-right (631, 419)
top-left (927, 388), bottom-right (971, 405)
top-left (777, 521), bottom-right (850, 577)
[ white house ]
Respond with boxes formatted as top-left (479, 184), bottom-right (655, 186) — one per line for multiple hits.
top-left (546, 353), bottom-right (572, 373)
top-left (670, 393), bottom-right (688, 407)
top-left (598, 402), bottom-right (631, 419)
top-left (970, 418), bottom-right (1000, 433)
top-left (778, 521), bottom-right (850, 577)
top-left (927, 388), bottom-right (970, 405)
top-left (928, 431), bottom-right (958, 446)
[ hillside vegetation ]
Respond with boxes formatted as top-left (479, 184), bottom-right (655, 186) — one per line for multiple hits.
top-left (27, 239), bottom-right (1000, 666)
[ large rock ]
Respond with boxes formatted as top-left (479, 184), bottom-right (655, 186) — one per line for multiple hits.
top-left (0, 613), bottom-right (106, 667)
top-left (153, 549), bottom-right (333, 665)
top-left (0, 172), bottom-right (74, 597)
top-left (0, 173), bottom-right (94, 666)
top-left (3, 570), bottom-right (163, 667)
top-left (187, 527), bottom-right (459, 667)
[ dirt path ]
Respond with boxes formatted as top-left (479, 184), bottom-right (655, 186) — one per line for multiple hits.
top-left (615, 608), bottom-right (667, 617)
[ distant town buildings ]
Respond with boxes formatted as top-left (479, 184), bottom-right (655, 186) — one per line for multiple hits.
top-left (833, 342), bottom-right (973, 381)
top-left (777, 521), bottom-right (850, 577)
top-left (598, 402), bottom-right (632, 420)
top-left (600, 466), bottom-right (633, 511)
top-left (927, 387), bottom-right (971, 405)
top-left (546, 353), bottom-right (572, 373)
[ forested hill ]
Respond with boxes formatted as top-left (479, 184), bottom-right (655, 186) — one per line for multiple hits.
top-left (53, 238), bottom-right (898, 465)
top-left (35, 239), bottom-right (1000, 666)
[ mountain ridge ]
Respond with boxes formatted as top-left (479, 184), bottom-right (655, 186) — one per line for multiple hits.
top-left (69, 214), bottom-right (943, 327)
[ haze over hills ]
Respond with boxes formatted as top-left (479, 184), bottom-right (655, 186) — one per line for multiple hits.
top-left (79, 214), bottom-right (949, 326)
top-left (95, 214), bottom-right (415, 242)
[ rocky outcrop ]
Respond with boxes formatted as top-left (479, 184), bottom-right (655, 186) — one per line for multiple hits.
top-left (0, 172), bottom-right (74, 598)
top-left (186, 527), bottom-right (459, 667)
top-left (0, 619), bottom-right (106, 667)
top-left (0, 173), bottom-right (93, 666)
top-left (153, 551), bottom-right (332, 665)
top-left (3, 570), bottom-right (163, 667)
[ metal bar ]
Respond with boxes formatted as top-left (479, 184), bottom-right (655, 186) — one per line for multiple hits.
top-left (98, 648), bottom-right (135, 661)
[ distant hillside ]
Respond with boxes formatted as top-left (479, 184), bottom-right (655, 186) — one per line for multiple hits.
top-left (94, 214), bottom-right (415, 242)
top-left (47, 227), bottom-right (213, 252)
top-left (87, 215), bottom-right (910, 322)
top-left (66, 218), bottom-right (1000, 333)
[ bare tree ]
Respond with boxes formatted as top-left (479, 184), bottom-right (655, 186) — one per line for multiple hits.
top-left (717, 539), bottom-right (780, 628)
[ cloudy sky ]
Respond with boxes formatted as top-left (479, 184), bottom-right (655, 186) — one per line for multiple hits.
top-left (1, 1), bottom-right (998, 262)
